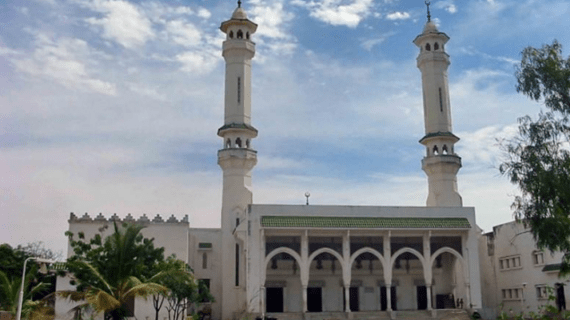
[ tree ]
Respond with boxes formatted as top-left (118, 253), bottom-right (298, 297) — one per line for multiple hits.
top-left (150, 257), bottom-right (213, 320)
top-left (0, 267), bottom-right (51, 316)
top-left (500, 40), bottom-right (570, 275)
top-left (0, 243), bottom-right (59, 318)
top-left (61, 222), bottom-right (168, 320)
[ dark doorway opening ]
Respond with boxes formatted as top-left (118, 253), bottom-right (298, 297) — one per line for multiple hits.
top-left (307, 287), bottom-right (322, 312)
top-left (380, 286), bottom-right (397, 311)
top-left (436, 294), bottom-right (455, 309)
top-left (417, 286), bottom-right (428, 310)
top-left (266, 287), bottom-right (284, 313)
top-left (557, 283), bottom-right (566, 311)
top-left (350, 287), bottom-right (359, 311)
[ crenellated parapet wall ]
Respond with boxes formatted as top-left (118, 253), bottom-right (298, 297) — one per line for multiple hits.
top-left (68, 212), bottom-right (190, 225)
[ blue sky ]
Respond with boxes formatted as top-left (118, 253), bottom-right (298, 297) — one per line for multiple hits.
top-left (1, 0), bottom-right (570, 256)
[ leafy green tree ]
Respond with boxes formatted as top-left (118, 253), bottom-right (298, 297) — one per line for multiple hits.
top-left (500, 40), bottom-right (570, 275)
top-left (150, 257), bottom-right (213, 320)
top-left (0, 243), bottom-right (59, 318)
top-left (61, 222), bottom-right (168, 320)
top-left (0, 267), bottom-right (51, 317)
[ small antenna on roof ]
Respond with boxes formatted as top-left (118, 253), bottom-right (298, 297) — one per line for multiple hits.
top-left (425, 0), bottom-right (431, 22)
top-left (238, 0), bottom-right (242, 8)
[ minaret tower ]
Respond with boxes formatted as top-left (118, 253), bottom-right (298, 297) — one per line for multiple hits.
top-left (414, 1), bottom-right (462, 207)
top-left (218, 1), bottom-right (258, 318)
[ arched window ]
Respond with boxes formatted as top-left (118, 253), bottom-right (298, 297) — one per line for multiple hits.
top-left (425, 43), bottom-right (431, 51)
top-left (236, 138), bottom-right (242, 148)
top-left (442, 145), bottom-right (448, 154)
top-left (434, 42), bottom-right (439, 50)
top-left (202, 253), bottom-right (208, 269)
top-left (237, 30), bottom-right (243, 39)
top-left (433, 145), bottom-right (439, 155)
top-left (229, 31), bottom-right (234, 39)
top-left (246, 32), bottom-right (250, 40)
top-left (226, 139), bottom-right (231, 148)
top-left (246, 139), bottom-right (250, 148)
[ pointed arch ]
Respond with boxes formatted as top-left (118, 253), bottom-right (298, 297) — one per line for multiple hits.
top-left (434, 42), bottom-right (439, 50)
top-left (430, 247), bottom-right (464, 266)
top-left (308, 248), bottom-right (345, 267)
top-left (237, 29), bottom-right (243, 39)
top-left (349, 247), bottom-right (387, 270)
top-left (425, 43), bottom-right (431, 51)
top-left (265, 247), bottom-right (303, 267)
top-left (391, 247), bottom-right (426, 269)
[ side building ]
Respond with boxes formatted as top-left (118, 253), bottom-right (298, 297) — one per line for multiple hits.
top-left (479, 221), bottom-right (569, 318)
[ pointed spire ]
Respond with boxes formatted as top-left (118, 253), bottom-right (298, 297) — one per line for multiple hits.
top-left (425, 1), bottom-right (431, 22)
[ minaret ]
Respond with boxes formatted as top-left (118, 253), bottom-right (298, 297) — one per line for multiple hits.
top-left (414, 2), bottom-right (462, 207)
top-left (218, 1), bottom-right (258, 318)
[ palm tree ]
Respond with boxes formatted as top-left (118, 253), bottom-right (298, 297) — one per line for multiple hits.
top-left (60, 222), bottom-right (169, 320)
top-left (0, 268), bottom-right (52, 318)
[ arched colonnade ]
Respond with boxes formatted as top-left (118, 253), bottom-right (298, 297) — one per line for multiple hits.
top-left (259, 232), bottom-right (469, 316)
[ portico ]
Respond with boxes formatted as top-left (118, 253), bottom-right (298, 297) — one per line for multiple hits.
top-left (243, 206), bottom-right (481, 318)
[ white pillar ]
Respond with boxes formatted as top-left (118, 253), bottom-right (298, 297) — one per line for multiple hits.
top-left (302, 285), bottom-right (308, 313)
top-left (383, 232), bottom-right (392, 312)
top-left (260, 286), bottom-right (265, 317)
top-left (386, 283), bottom-right (392, 312)
top-left (344, 285), bottom-right (351, 312)
top-left (427, 284), bottom-right (432, 311)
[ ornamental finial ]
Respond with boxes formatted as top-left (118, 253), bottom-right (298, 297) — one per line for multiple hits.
top-left (425, 1), bottom-right (431, 22)
top-left (238, 0), bottom-right (241, 8)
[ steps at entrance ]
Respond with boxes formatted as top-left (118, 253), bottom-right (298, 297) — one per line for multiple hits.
top-left (264, 309), bottom-right (471, 320)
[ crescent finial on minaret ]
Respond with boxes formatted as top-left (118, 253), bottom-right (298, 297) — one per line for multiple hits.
top-left (425, 0), bottom-right (431, 22)
top-left (238, 0), bottom-right (242, 8)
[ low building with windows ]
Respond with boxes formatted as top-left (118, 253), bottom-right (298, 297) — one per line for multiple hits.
top-left (55, 2), bottom-right (486, 320)
top-left (479, 221), bottom-right (569, 318)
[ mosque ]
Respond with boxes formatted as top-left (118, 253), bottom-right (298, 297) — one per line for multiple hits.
top-left (56, 2), bottom-right (483, 320)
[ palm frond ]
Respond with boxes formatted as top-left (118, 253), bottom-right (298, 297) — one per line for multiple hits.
top-left (85, 289), bottom-right (121, 313)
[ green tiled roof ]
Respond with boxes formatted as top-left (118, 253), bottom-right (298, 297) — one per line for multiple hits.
top-left (261, 216), bottom-right (471, 229)
top-left (542, 263), bottom-right (562, 272)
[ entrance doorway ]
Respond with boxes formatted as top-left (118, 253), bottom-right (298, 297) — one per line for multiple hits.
top-left (350, 287), bottom-right (359, 311)
top-left (417, 286), bottom-right (427, 310)
top-left (557, 283), bottom-right (566, 311)
top-left (307, 287), bottom-right (322, 312)
top-left (380, 286), bottom-right (397, 311)
top-left (266, 287), bottom-right (284, 313)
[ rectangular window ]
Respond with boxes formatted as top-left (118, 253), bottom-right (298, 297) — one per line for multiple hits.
top-left (499, 255), bottom-right (522, 271)
top-left (235, 243), bottom-right (240, 286)
top-left (533, 252), bottom-right (544, 265)
top-left (536, 286), bottom-right (548, 299)
top-left (202, 252), bottom-right (208, 269)
top-left (237, 77), bottom-right (241, 104)
top-left (439, 88), bottom-right (443, 112)
top-left (198, 279), bottom-right (211, 303)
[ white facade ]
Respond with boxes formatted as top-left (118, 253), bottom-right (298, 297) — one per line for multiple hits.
top-left (56, 3), bottom-right (489, 320)
top-left (479, 221), bottom-right (570, 318)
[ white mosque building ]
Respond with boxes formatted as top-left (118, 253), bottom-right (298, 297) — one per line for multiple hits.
top-left (56, 3), bottom-right (484, 320)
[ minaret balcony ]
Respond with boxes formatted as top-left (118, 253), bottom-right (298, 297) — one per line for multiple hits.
top-left (422, 154), bottom-right (462, 172)
top-left (218, 148), bottom-right (257, 171)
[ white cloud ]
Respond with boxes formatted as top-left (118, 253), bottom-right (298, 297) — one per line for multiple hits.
top-left (385, 11), bottom-right (410, 21)
top-left (85, 0), bottom-right (155, 48)
top-left (293, 0), bottom-right (374, 28)
top-left (12, 34), bottom-right (116, 95)
top-left (166, 20), bottom-right (202, 47)
top-left (360, 31), bottom-right (395, 51)
top-left (250, 0), bottom-right (294, 39)
top-left (434, 1), bottom-right (457, 14)
top-left (176, 50), bottom-right (220, 74)
top-left (197, 8), bottom-right (211, 19)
